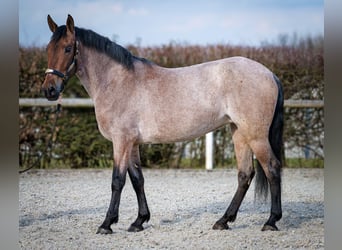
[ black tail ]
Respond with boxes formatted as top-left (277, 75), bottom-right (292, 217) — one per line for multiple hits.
top-left (255, 74), bottom-right (284, 200)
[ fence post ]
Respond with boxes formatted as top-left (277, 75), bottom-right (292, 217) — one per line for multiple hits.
top-left (205, 132), bottom-right (214, 170)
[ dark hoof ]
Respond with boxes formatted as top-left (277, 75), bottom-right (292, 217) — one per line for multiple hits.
top-left (128, 224), bottom-right (144, 232)
top-left (261, 224), bottom-right (278, 231)
top-left (212, 221), bottom-right (229, 230)
top-left (96, 227), bottom-right (113, 234)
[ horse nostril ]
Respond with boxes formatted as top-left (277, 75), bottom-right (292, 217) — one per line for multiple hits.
top-left (48, 86), bottom-right (56, 96)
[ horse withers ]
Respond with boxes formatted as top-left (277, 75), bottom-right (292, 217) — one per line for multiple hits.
top-left (42, 15), bottom-right (284, 234)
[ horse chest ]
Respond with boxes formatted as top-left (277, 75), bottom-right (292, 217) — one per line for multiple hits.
top-left (93, 110), bottom-right (114, 141)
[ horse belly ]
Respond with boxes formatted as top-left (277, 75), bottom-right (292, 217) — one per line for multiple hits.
top-left (138, 110), bottom-right (230, 144)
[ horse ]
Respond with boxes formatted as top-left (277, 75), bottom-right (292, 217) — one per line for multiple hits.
top-left (42, 15), bottom-right (284, 234)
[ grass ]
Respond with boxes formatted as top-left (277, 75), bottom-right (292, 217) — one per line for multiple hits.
top-left (176, 158), bottom-right (324, 169)
top-left (285, 158), bottom-right (324, 168)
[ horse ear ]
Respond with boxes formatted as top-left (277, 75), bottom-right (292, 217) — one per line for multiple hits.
top-left (66, 14), bottom-right (75, 34)
top-left (47, 15), bottom-right (58, 33)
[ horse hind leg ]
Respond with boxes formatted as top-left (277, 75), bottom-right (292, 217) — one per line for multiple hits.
top-left (213, 127), bottom-right (255, 230)
top-left (250, 138), bottom-right (282, 231)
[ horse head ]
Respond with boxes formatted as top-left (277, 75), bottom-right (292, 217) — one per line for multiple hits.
top-left (42, 14), bottom-right (78, 101)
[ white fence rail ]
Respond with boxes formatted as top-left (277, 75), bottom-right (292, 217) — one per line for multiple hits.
top-left (19, 98), bottom-right (324, 108)
top-left (19, 98), bottom-right (94, 107)
top-left (19, 98), bottom-right (324, 170)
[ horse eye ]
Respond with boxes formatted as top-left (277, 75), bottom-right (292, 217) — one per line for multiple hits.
top-left (65, 46), bottom-right (72, 53)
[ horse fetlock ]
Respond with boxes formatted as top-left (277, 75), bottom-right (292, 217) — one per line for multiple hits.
top-left (141, 211), bottom-right (151, 223)
top-left (131, 212), bottom-right (150, 229)
top-left (274, 212), bottom-right (282, 221)
top-left (101, 215), bottom-right (118, 231)
top-left (97, 214), bottom-right (119, 234)
top-left (227, 214), bottom-right (237, 222)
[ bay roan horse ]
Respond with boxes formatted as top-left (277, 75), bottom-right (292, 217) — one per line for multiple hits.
top-left (42, 15), bottom-right (284, 234)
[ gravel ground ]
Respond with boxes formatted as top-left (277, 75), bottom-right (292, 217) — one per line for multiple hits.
top-left (19, 168), bottom-right (324, 249)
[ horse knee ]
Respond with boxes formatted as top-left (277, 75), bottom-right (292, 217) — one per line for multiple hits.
top-left (128, 166), bottom-right (145, 188)
top-left (112, 178), bottom-right (125, 192)
top-left (112, 171), bottom-right (126, 191)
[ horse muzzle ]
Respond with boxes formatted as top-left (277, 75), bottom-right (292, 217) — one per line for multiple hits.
top-left (42, 76), bottom-right (65, 101)
top-left (44, 85), bottom-right (64, 101)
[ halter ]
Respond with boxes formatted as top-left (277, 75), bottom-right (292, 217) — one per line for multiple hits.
top-left (45, 40), bottom-right (79, 85)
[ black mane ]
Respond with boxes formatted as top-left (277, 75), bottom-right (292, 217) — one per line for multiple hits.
top-left (51, 25), bottom-right (150, 70)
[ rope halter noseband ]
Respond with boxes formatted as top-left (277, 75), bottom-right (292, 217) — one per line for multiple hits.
top-left (45, 40), bottom-right (79, 86)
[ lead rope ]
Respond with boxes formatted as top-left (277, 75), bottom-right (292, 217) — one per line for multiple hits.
top-left (19, 99), bottom-right (62, 174)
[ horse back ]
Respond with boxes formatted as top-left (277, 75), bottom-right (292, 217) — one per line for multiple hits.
top-left (131, 56), bottom-right (278, 143)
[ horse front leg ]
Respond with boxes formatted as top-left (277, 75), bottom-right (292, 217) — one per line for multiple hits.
top-left (97, 165), bottom-right (127, 234)
top-left (96, 137), bottom-right (133, 234)
top-left (127, 145), bottom-right (150, 232)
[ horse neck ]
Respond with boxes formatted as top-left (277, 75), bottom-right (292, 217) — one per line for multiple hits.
top-left (76, 44), bottom-right (132, 100)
